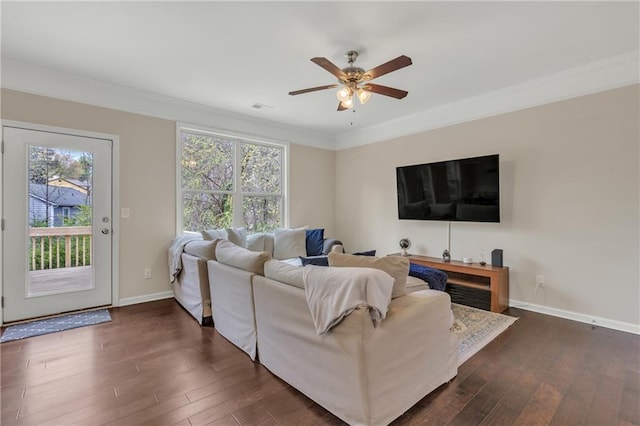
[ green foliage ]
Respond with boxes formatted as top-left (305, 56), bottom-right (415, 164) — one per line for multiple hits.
top-left (63, 205), bottom-right (93, 226)
top-left (30, 219), bottom-right (49, 228)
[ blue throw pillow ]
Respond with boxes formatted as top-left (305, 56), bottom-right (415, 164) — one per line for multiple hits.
top-left (353, 250), bottom-right (376, 256)
top-left (306, 228), bottom-right (325, 256)
top-left (299, 255), bottom-right (329, 267)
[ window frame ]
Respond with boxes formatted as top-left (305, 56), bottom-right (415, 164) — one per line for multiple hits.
top-left (176, 123), bottom-right (289, 235)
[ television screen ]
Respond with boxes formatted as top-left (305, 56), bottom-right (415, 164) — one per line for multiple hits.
top-left (396, 154), bottom-right (500, 222)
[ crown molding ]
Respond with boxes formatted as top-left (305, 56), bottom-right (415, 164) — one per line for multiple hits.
top-left (0, 58), bottom-right (333, 150)
top-left (2, 52), bottom-right (638, 152)
top-left (334, 51), bottom-right (640, 150)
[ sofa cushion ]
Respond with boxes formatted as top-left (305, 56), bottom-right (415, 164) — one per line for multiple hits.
top-left (227, 227), bottom-right (247, 248)
top-left (299, 255), bottom-right (329, 267)
top-left (328, 252), bottom-right (409, 298)
top-left (306, 228), bottom-right (325, 256)
top-left (202, 228), bottom-right (227, 241)
top-left (264, 259), bottom-right (305, 289)
top-left (247, 233), bottom-right (265, 252)
top-left (184, 239), bottom-right (219, 260)
top-left (274, 227), bottom-right (307, 260)
top-left (215, 239), bottom-right (271, 275)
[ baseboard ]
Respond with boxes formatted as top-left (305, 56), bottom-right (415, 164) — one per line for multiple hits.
top-left (509, 299), bottom-right (640, 335)
top-left (118, 291), bottom-right (174, 307)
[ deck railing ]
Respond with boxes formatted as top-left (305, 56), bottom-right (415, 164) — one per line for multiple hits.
top-left (29, 226), bottom-right (92, 271)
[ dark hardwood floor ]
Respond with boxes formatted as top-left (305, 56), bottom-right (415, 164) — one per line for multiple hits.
top-left (1, 299), bottom-right (638, 425)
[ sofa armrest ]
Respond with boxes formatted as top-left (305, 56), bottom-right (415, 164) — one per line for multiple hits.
top-left (322, 238), bottom-right (344, 254)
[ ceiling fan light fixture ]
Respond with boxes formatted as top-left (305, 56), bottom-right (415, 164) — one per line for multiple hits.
top-left (356, 87), bottom-right (371, 105)
top-left (336, 86), bottom-right (352, 102)
top-left (340, 98), bottom-right (354, 109)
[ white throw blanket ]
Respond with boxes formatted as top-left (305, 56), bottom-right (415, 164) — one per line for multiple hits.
top-left (168, 234), bottom-right (201, 283)
top-left (303, 266), bottom-right (394, 335)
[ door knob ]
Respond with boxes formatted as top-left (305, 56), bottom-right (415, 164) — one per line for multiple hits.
top-left (101, 228), bottom-right (110, 235)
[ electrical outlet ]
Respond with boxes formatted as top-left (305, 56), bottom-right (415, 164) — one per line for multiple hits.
top-left (144, 268), bottom-right (152, 279)
top-left (535, 274), bottom-right (545, 287)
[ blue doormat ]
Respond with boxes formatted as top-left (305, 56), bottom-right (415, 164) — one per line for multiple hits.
top-left (1, 309), bottom-right (111, 343)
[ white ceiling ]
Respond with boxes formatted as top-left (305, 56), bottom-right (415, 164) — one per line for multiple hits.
top-left (2, 1), bottom-right (639, 143)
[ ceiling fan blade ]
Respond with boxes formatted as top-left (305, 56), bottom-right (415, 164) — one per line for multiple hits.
top-left (364, 55), bottom-right (412, 80)
top-left (311, 57), bottom-right (347, 80)
top-left (337, 102), bottom-right (349, 111)
top-left (289, 84), bottom-right (339, 96)
top-left (364, 83), bottom-right (408, 99)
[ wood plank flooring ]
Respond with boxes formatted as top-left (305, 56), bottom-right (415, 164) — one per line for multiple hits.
top-left (1, 299), bottom-right (638, 425)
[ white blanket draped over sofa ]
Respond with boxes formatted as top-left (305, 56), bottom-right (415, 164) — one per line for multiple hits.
top-left (303, 265), bottom-right (394, 334)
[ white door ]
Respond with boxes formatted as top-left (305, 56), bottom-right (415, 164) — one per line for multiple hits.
top-left (2, 126), bottom-right (113, 322)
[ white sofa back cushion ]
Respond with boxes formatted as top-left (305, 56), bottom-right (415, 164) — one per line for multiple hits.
top-left (264, 259), bottom-right (304, 289)
top-left (202, 228), bottom-right (227, 240)
top-left (215, 239), bottom-right (271, 275)
top-left (226, 227), bottom-right (247, 248)
top-left (273, 227), bottom-right (307, 260)
top-left (328, 252), bottom-right (409, 298)
top-left (184, 239), bottom-right (219, 260)
top-left (246, 233), bottom-right (265, 252)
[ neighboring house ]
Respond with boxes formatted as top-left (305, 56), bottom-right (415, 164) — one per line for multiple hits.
top-left (47, 177), bottom-right (90, 195)
top-left (29, 183), bottom-right (91, 227)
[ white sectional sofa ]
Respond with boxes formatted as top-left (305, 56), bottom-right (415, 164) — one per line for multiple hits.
top-left (169, 228), bottom-right (343, 325)
top-left (206, 241), bottom-right (458, 425)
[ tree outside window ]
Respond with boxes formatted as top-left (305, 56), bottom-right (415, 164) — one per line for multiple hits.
top-left (180, 129), bottom-right (285, 233)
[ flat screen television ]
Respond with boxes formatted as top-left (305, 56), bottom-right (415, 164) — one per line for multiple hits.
top-left (396, 154), bottom-right (500, 222)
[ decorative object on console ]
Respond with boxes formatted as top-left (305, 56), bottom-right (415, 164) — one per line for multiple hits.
top-left (399, 238), bottom-right (411, 256)
top-left (463, 257), bottom-right (473, 264)
top-left (491, 249), bottom-right (503, 267)
top-left (442, 249), bottom-right (451, 262)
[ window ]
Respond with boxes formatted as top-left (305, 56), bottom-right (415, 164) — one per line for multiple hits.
top-left (61, 207), bottom-right (72, 219)
top-left (178, 126), bottom-right (286, 233)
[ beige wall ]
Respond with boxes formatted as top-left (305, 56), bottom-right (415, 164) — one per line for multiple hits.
top-left (335, 85), bottom-right (639, 326)
top-left (3, 85), bottom-right (638, 327)
top-left (1, 89), bottom-right (336, 301)
top-left (289, 144), bottom-right (336, 236)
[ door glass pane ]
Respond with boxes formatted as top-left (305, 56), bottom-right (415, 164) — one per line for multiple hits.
top-left (27, 146), bottom-right (94, 296)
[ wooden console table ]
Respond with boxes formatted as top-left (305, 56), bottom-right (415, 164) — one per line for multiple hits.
top-left (406, 255), bottom-right (509, 313)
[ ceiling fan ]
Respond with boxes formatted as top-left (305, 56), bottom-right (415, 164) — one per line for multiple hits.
top-left (289, 50), bottom-right (412, 111)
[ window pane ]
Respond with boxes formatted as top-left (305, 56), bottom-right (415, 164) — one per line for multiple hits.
top-left (182, 132), bottom-right (233, 191)
top-left (243, 195), bottom-right (281, 233)
top-left (28, 146), bottom-right (94, 295)
top-left (183, 192), bottom-right (232, 232)
top-left (241, 143), bottom-right (281, 193)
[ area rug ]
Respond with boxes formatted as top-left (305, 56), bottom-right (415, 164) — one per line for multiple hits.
top-left (1, 309), bottom-right (111, 343)
top-left (452, 303), bottom-right (517, 366)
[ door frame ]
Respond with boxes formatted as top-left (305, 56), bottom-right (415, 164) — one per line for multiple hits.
top-left (1, 120), bottom-right (120, 326)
